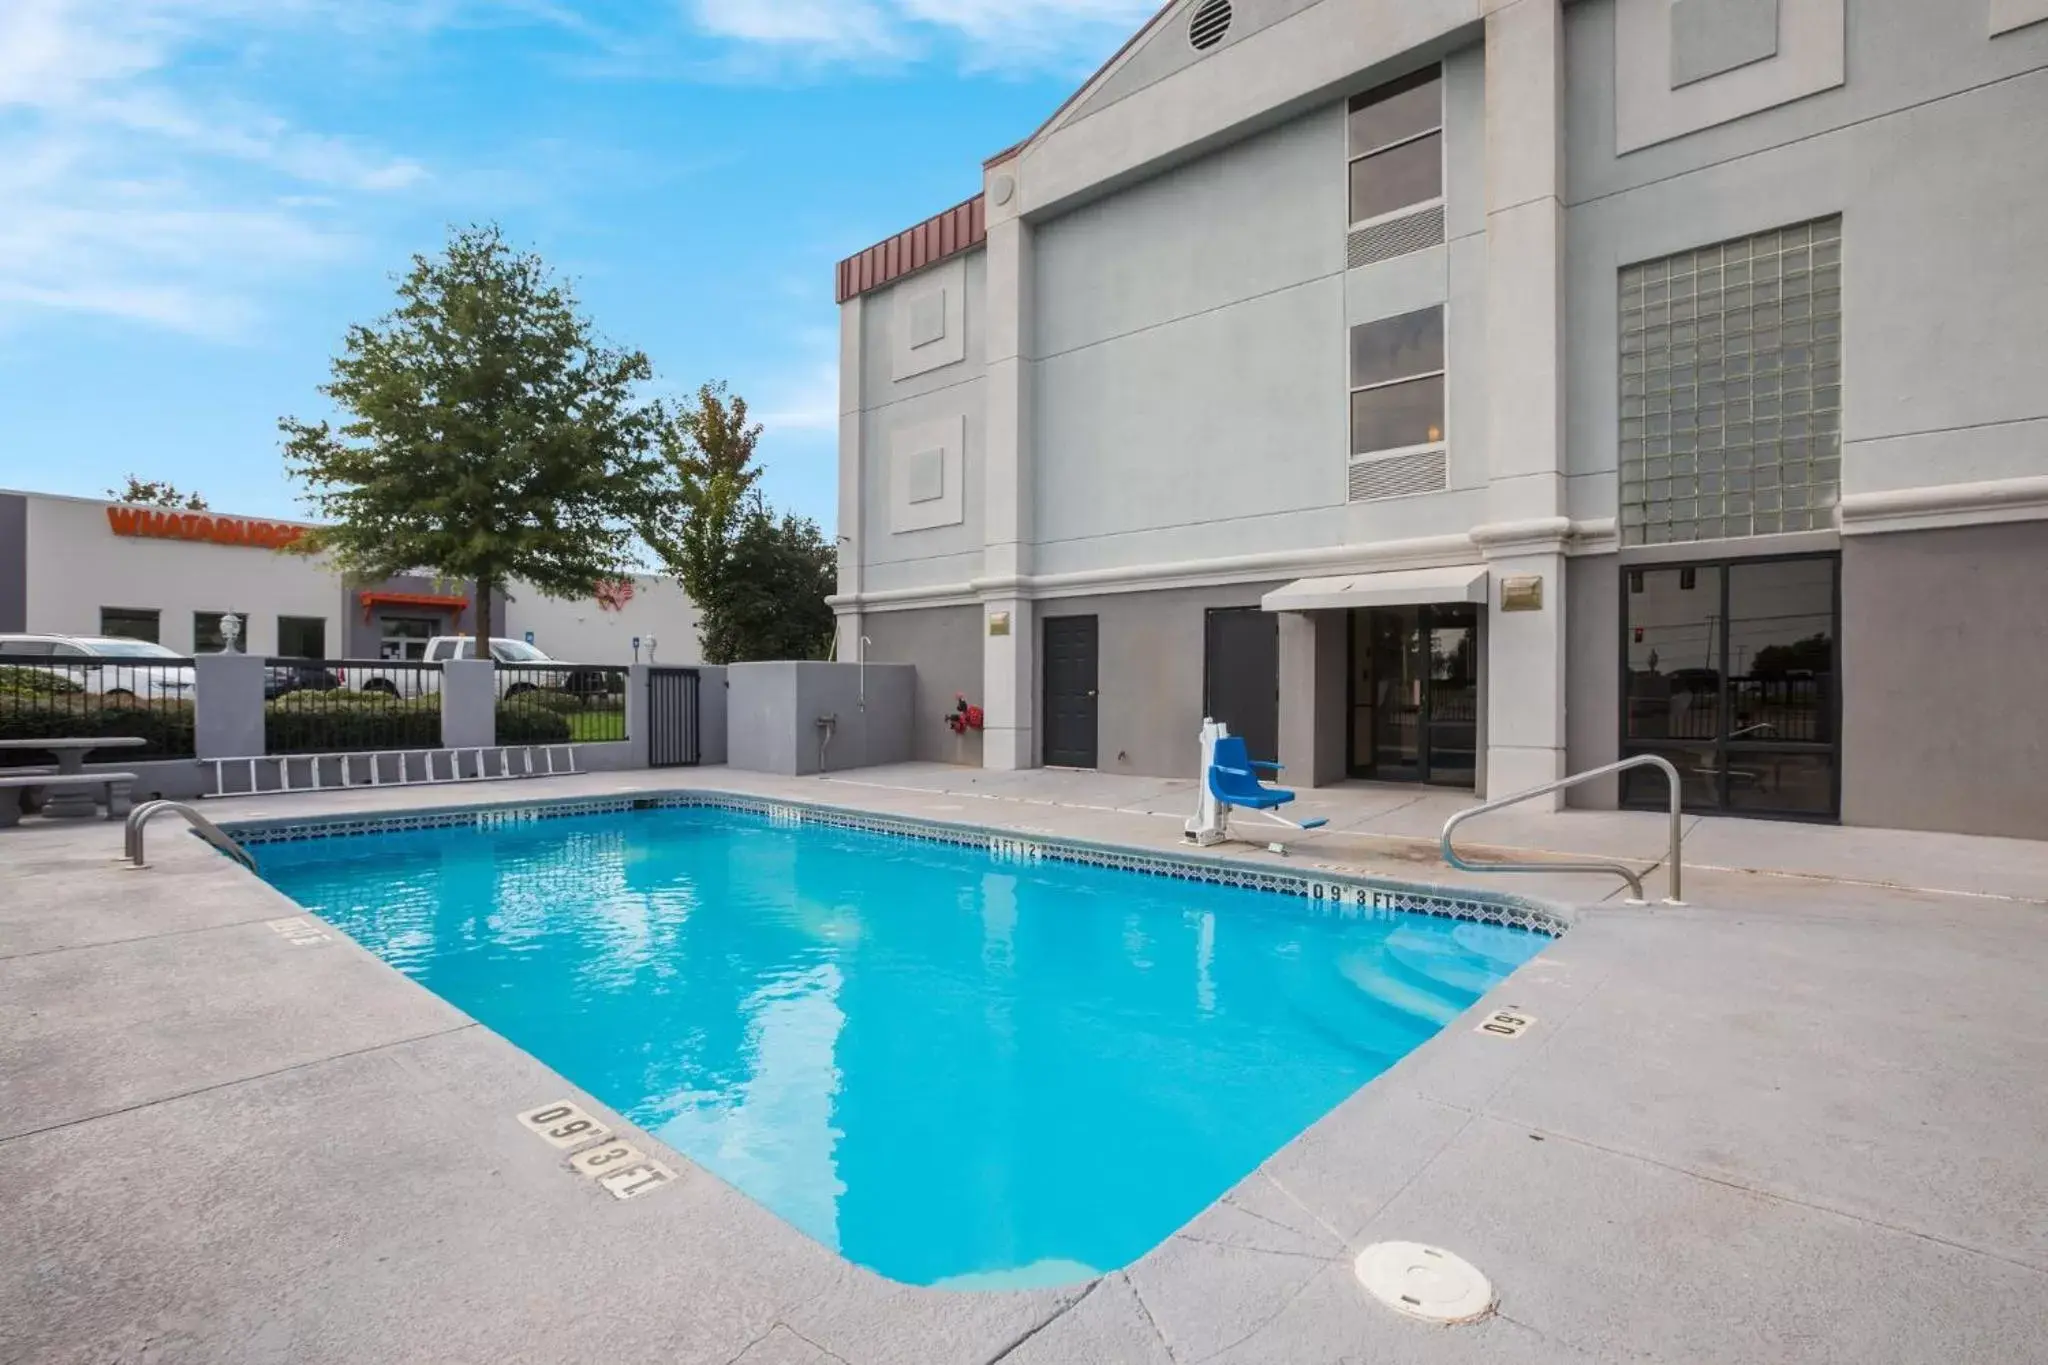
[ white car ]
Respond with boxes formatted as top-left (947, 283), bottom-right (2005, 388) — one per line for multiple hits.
top-left (347, 637), bottom-right (601, 699)
top-left (0, 634), bottom-right (198, 701)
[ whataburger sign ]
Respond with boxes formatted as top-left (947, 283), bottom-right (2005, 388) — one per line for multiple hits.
top-left (105, 505), bottom-right (307, 550)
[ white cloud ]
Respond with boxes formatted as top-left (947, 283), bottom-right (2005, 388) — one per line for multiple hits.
top-left (684, 0), bottom-right (1159, 74)
top-left (0, 0), bottom-right (431, 338)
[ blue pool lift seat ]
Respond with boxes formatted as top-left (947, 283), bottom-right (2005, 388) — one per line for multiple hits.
top-left (1186, 726), bottom-right (1329, 850)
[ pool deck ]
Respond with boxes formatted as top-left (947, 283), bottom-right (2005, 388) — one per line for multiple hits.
top-left (5, 762), bottom-right (2047, 1363)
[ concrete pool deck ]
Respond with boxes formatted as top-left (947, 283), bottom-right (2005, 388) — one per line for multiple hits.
top-left (4, 764), bottom-right (2047, 1363)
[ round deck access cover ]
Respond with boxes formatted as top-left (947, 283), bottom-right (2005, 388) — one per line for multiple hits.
top-left (1353, 1242), bottom-right (1495, 1325)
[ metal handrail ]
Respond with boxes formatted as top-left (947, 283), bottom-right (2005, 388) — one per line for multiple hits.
top-left (1441, 755), bottom-right (1684, 905)
top-left (125, 800), bottom-right (256, 872)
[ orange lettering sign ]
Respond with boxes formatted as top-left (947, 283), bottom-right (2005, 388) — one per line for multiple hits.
top-left (106, 505), bottom-right (306, 550)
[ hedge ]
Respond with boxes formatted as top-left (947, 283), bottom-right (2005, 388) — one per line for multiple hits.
top-left (263, 699), bottom-right (571, 752)
top-left (0, 666), bottom-right (85, 697)
top-left (496, 705), bottom-right (573, 745)
top-left (0, 699), bottom-right (196, 761)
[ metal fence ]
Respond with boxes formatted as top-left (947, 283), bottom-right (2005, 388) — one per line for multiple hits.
top-left (497, 663), bottom-right (629, 746)
top-left (0, 657), bottom-right (199, 763)
top-left (648, 667), bottom-right (701, 768)
top-left (265, 659), bottom-right (443, 755)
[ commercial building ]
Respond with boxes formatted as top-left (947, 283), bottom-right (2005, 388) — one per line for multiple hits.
top-left (830, 0), bottom-right (2048, 838)
top-left (0, 489), bottom-right (701, 664)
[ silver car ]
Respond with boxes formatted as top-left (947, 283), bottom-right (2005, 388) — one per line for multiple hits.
top-left (0, 634), bottom-right (199, 701)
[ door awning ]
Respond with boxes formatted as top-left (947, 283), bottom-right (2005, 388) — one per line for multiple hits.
top-left (1260, 566), bottom-right (1489, 613)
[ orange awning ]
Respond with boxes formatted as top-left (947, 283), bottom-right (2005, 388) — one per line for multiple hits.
top-left (358, 590), bottom-right (469, 621)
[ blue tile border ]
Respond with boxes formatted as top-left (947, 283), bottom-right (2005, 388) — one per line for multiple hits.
top-left (223, 790), bottom-right (1573, 939)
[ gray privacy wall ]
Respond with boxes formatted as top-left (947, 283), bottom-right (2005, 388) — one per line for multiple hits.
top-left (725, 662), bottom-right (914, 777)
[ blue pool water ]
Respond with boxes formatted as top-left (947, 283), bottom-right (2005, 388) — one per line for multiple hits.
top-left (254, 806), bottom-right (1547, 1287)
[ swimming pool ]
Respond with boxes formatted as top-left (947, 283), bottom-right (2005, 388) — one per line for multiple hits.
top-left (251, 799), bottom-right (1553, 1288)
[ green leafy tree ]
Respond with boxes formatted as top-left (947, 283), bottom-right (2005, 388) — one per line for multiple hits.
top-left (279, 223), bottom-right (664, 644)
top-left (641, 384), bottom-right (833, 662)
top-left (108, 476), bottom-right (208, 510)
top-left (697, 497), bottom-right (837, 663)
top-left (642, 381), bottom-right (762, 611)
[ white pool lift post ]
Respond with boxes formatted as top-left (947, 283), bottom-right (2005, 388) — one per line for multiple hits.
top-left (1183, 719), bottom-right (1329, 855)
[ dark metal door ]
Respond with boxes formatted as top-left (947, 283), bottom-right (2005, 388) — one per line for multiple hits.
top-left (1203, 607), bottom-right (1279, 764)
top-left (1041, 615), bottom-right (1099, 769)
top-left (648, 667), bottom-right (701, 768)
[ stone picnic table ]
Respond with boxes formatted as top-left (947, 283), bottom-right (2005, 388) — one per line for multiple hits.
top-left (0, 737), bottom-right (148, 819)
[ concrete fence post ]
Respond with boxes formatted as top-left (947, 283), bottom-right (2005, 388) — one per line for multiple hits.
top-left (440, 660), bottom-right (497, 750)
top-left (194, 654), bottom-right (267, 759)
top-left (625, 664), bottom-right (651, 768)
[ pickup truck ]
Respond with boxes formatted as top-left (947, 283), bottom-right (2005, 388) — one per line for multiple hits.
top-left (347, 637), bottom-right (615, 699)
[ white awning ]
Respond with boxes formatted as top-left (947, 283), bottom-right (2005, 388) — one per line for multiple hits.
top-left (1260, 566), bottom-right (1489, 613)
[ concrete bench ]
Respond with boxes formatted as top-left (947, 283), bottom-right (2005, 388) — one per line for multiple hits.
top-left (0, 772), bottom-right (138, 828)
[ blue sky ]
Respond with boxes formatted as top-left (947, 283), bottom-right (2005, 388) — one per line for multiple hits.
top-left (0, 0), bottom-right (1155, 542)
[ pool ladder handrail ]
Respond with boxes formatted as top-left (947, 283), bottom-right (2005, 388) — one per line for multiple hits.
top-left (1440, 754), bottom-right (1684, 905)
top-left (126, 800), bottom-right (256, 872)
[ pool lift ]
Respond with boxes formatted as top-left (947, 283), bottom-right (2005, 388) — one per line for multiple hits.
top-left (1184, 719), bottom-right (1329, 855)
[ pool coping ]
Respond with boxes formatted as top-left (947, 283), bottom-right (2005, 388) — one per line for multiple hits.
top-left (221, 785), bottom-right (1576, 941)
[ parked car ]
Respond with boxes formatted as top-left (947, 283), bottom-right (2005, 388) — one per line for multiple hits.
top-left (345, 637), bottom-right (596, 698)
top-left (0, 633), bottom-right (197, 702)
top-left (263, 662), bottom-right (342, 699)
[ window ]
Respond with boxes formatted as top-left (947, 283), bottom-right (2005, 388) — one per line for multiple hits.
top-left (1619, 217), bottom-right (1843, 546)
top-left (277, 616), bottom-right (326, 659)
top-left (99, 607), bottom-right (160, 642)
top-left (1349, 306), bottom-right (1446, 458)
top-left (1621, 553), bottom-right (1839, 820)
top-left (0, 639), bottom-right (54, 657)
top-left (1348, 67), bottom-right (1441, 227)
top-left (380, 616), bottom-right (439, 660)
top-left (194, 611), bottom-right (249, 654)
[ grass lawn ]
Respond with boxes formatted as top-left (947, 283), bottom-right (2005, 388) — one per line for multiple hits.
top-left (566, 710), bottom-right (626, 743)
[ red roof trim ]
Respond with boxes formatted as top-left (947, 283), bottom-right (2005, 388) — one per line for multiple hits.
top-left (834, 194), bottom-right (989, 304)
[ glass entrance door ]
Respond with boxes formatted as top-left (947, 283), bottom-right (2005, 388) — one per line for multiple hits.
top-left (1348, 604), bottom-right (1479, 788)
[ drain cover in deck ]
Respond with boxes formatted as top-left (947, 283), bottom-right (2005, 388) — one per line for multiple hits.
top-left (1354, 1242), bottom-right (1494, 1324)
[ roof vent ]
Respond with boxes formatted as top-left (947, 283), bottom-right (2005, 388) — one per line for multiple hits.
top-left (1188, 0), bottom-right (1232, 50)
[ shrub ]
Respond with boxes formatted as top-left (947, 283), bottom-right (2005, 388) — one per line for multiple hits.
top-left (516, 689), bottom-right (591, 715)
top-left (0, 666), bottom-right (84, 697)
top-left (496, 704), bottom-right (572, 745)
top-left (0, 699), bottom-right (196, 761)
top-left (265, 699), bottom-right (440, 754)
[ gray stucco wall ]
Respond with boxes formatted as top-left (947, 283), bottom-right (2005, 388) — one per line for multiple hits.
top-left (725, 662), bottom-right (915, 777)
top-left (1030, 107), bottom-right (1348, 577)
top-left (1564, 554), bottom-right (1623, 809)
top-left (861, 606), bottom-right (984, 765)
top-left (0, 493), bottom-right (25, 633)
top-left (1033, 581), bottom-right (1281, 779)
top-left (1563, 0), bottom-right (2048, 525)
top-left (1841, 523), bottom-right (2048, 840)
top-left (857, 251), bottom-right (990, 597)
top-left (697, 665), bottom-right (729, 767)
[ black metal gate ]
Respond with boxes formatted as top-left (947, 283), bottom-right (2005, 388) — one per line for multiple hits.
top-left (648, 667), bottom-right (702, 768)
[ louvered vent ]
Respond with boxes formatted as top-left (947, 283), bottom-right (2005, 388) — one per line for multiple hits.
top-left (1349, 449), bottom-right (1448, 502)
top-left (1188, 0), bottom-right (1232, 50)
top-left (1347, 204), bottom-right (1446, 270)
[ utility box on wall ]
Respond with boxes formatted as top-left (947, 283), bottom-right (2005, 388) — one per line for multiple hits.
top-left (724, 662), bottom-right (916, 777)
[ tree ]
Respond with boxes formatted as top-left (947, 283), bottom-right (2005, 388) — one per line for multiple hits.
top-left (279, 223), bottom-right (665, 644)
top-left (642, 381), bottom-right (762, 609)
top-left (696, 497), bottom-right (837, 663)
top-left (641, 384), bottom-right (833, 663)
top-left (108, 476), bottom-right (207, 510)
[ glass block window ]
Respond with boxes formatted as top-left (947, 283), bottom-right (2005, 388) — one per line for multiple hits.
top-left (1618, 217), bottom-right (1842, 546)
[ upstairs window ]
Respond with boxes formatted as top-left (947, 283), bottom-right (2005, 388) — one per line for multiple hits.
top-left (1348, 67), bottom-right (1442, 228)
top-left (1620, 217), bottom-right (1843, 545)
top-left (1349, 306), bottom-right (1446, 458)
